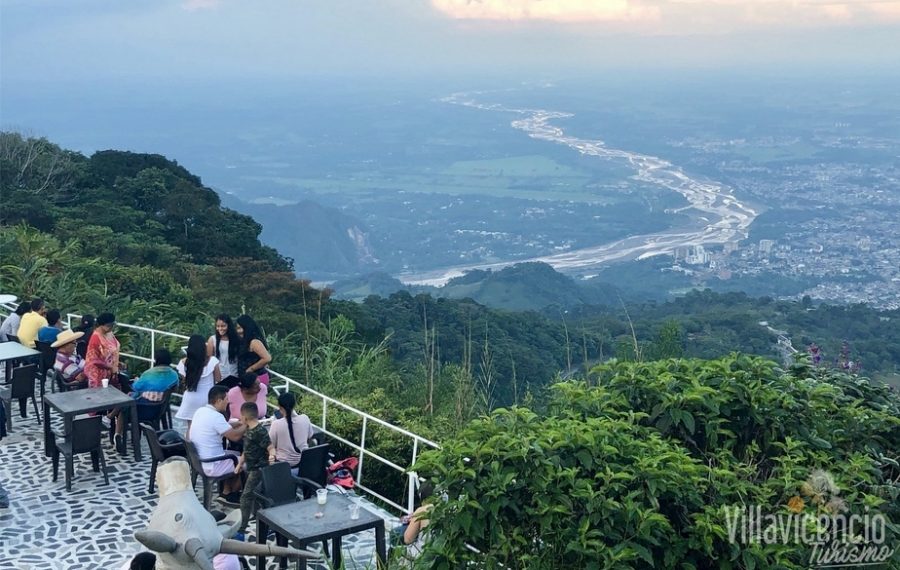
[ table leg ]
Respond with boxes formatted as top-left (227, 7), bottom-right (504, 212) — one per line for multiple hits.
top-left (256, 518), bottom-right (268, 570)
top-left (332, 536), bottom-right (342, 569)
top-left (129, 401), bottom-right (141, 461)
top-left (375, 522), bottom-right (387, 567)
top-left (277, 533), bottom-right (288, 570)
top-left (43, 399), bottom-right (51, 457)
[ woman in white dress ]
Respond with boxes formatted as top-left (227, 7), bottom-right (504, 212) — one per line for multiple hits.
top-left (176, 334), bottom-right (221, 433)
top-left (206, 314), bottom-right (240, 384)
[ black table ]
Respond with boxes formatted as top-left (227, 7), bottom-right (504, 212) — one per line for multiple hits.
top-left (256, 492), bottom-right (387, 570)
top-left (0, 341), bottom-right (40, 381)
top-left (43, 387), bottom-right (141, 462)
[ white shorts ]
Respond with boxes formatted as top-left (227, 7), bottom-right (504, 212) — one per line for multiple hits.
top-left (202, 450), bottom-right (239, 477)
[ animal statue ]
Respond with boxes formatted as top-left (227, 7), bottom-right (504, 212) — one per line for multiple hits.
top-left (134, 457), bottom-right (318, 569)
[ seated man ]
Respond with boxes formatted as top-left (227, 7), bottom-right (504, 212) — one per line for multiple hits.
top-left (17, 297), bottom-right (48, 348)
top-left (52, 330), bottom-right (87, 388)
top-left (190, 385), bottom-right (247, 504)
top-left (112, 349), bottom-right (180, 454)
top-left (37, 309), bottom-right (64, 344)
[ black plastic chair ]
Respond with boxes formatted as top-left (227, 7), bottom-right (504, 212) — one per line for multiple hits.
top-left (51, 415), bottom-right (109, 491)
top-left (185, 440), bottom-right (239, 509)
top-left (34, 340), bottom-right (57, 397)
top-left (50, 368), bottom-right (87, 392)
top-left (254, 461), bottom-right (322, 509)
top-left (295, 443), bottom-right (331, 499)
top-left (1, 364), bottom-right (40, 431)
top-left (111, 388), bottom-right (174, 446)
top-left (141, 423), bottom-right (187, 494)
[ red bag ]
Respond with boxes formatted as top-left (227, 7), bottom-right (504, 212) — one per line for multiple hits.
top-left (327, 457), bottom-right (358, 489)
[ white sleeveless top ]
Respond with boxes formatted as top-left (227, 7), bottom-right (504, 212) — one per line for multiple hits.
top-left (208, 335), bottom-right (238, 378)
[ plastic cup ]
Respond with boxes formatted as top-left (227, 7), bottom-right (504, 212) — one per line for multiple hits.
top-left (316, 489), bottom-right (328, 505)
top-left (101, 378), bottom-right (109, 388)
top-left (349, 502), bottom-right (360, 520)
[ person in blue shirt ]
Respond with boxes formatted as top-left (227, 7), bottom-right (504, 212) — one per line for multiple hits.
top-left (37, 309), bottom-right (64, 343)
top-left (112, 348), bottom-right (180, 454)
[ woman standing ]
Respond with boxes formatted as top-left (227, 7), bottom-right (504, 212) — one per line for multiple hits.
top-left (176, 334), bottom-right (221, 431)
top-left (269, 391), bottom-right (312, 469)
top-left (207, 314), bottom-right (240, 382)
top-left (74, 314), bottom-right (95, 359)
top-left (235, 315), bottom-right (272, 386)
top-left (84, 313), bottom-right (121, 389)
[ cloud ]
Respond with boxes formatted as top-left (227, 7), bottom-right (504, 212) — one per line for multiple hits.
top-left (430, 0), bottom-right (661, 23)
top-left (430, 0), bottom-right (900, 29)
top-left (182, 0), bottom-right (219, 11)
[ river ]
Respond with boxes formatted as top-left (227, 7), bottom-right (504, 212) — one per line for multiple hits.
top-left (398, 91), bottom-right (757, 286)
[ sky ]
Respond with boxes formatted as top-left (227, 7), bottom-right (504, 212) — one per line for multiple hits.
top-left (1, 0), bottom-right (899, 88)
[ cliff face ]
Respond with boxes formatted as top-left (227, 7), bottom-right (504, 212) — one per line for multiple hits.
top-left (221, 196), bottom-right (379, 278)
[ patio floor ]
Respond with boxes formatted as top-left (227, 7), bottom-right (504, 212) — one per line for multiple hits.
top-left (0, 390), bottom-right (400, 570)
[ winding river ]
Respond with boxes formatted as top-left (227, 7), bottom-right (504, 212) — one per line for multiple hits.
top-left (399, 91), bottom-right (757, 286)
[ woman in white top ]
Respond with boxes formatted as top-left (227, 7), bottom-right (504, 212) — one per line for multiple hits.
top-left (269, 391), bottom-right (312, 469)
top-left (206, 314), bottom-right (240, 381)
top-left (176, 334), bottom-right (221, 432)
top-left (0, 302), bottom-right (30, 341)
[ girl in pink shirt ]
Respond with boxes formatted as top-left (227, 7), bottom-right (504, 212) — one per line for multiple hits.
top-left (226, 372), bottom-right (268, 420)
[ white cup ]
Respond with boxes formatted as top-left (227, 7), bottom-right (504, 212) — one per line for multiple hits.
top-left (101, 378), bottom-right (109, 388)
top-left (316, 489), bottom-right (328, 505)
top-left (349, 502), bottom-right (360, 520)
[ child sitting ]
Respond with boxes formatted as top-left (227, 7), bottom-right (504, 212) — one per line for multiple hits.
top-left (236, 401), bottom-right (275, 531)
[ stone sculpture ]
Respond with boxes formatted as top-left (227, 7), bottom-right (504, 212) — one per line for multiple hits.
top-left (134, 457), bottom-right (317, 569)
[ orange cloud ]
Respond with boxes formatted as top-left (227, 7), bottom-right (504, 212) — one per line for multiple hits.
top-left (431, 0), bottom-right (661, 23)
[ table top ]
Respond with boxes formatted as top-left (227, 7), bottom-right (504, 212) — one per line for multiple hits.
top-left (0, 295), bottom-right (17, 305)
top-left (257, 492), bottom-right (383, 543)
top-left (44, 387), bottom-right (135, 415)
top-left (0, 342), bottom-right (40, 362)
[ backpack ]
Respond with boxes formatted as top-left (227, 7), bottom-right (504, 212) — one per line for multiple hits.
top-left (327, 456), bottom-right (358, 489)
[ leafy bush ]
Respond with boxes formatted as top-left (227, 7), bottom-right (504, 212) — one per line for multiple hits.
top-left (415, 355), bottom-right (900, 569)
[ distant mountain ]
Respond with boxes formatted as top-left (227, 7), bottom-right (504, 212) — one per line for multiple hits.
top-left (222, 197), bottom-right (377, 278)
top-left (332, 262), bottom-right (623, 311)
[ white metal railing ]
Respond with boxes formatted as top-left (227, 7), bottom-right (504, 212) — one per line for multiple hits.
top-left (0, 300), bottom-right (438, 514)
top-left (58, 312), bottom-right (440, 514)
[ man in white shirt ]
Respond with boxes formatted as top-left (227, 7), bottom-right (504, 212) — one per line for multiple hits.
top-left (189, 385), bottom-right (246, 502)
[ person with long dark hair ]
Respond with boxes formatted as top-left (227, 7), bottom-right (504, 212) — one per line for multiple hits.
top-left (268, 391), bottom-right (312, 470)
top-left (176, 334), bottom-right (221, 432)
top-left (0, 301), bottom-right (30, 341)
top-left (74, 314), bottom-right (95, 359)
top-left (235, 315), bottom-right (272, 386)
top-left (207, 314), bottom-right (240, 381)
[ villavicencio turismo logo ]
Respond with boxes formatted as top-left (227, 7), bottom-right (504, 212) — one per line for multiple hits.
top-left (724, 469), bottom-right (897, 568)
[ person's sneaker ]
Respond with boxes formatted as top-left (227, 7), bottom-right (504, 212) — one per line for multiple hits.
top-left (114, 434), bottom-right (126, 455)
top-left (101, 416), bottom-right (112, 429)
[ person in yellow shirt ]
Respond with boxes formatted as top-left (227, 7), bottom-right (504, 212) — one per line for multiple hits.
top-left (16, 298), bottom-right (48, 348)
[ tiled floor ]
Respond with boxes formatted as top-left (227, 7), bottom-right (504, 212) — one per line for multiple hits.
top-left (0, 391), bottom-right (399, 569)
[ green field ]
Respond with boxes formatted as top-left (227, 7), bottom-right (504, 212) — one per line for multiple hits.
top-left (242, 154), bottom-right (640, 203)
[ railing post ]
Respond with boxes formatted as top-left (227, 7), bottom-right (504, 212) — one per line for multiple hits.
top-left (150, 331), bottom-right (156, 366)
top-left (357, 417), bottom-right (367, 486)
top-left (408, 439), bottom-right (420, 513)
top-left (407, 472), bottom-right (417, 514)
top-left (321, 397), bottom-right (327, 433)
